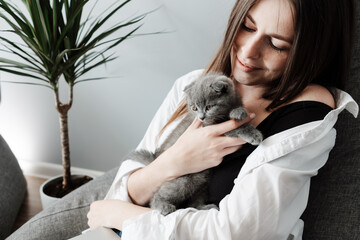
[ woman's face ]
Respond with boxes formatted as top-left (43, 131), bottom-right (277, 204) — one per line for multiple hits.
top-left (232, 0), bottom-right (295, 86)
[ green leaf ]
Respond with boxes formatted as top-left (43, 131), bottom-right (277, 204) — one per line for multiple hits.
top-left (1, 80), bottom-right (52, 89)
top-left (0, 1), bottom-right (33, 37)
top-left (78, 0), bottom-right (132, 46)
top-left (0, 57), bottom-right (37, 69)
top-left (53, 0), bottom-right (87, 54)
top-left (73, 77), bottom-right (108, 85)
top-left (35, 0), bottom-right (50, 43)
top-left (0, 0), bottom-right (158, 91)
top-left (0, 36), bottom-right (43, 68)
top-left (0, 67), bottom-right (47, 81)
top-left (75, 54), bottom-right (117, 79)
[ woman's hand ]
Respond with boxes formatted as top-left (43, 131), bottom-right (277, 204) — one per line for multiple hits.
top-left (127, 114), bottom-right (253, 206)
top-left (165, 115), bottom-right (252, 177)
top-left (87, 200), bottom-right (150, 231)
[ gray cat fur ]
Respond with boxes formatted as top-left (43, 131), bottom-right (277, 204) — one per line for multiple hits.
top-left (127, 73), bottom-right (263, 215)
top-left (184, 73), bottom-right (263, 144)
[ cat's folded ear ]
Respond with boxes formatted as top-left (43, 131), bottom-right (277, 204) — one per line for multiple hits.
top-left (210, 79), bottom-right (230, 94)
top-left (183, 81), bottom-right (195, 94)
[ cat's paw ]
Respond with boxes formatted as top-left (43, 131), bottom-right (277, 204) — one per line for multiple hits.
top-left (229, 107), bottom-right (248, 121)
top-left (158, 204), bottom-right (177, 216)
top-left (198, 204), bottom-right (219, 211)
top-left (248, 129), bottom-right (263, 145)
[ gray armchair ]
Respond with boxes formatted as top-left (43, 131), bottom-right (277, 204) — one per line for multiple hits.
top-left (0, 72), bottom-right (27, 239)
top-left (0, 135), bottom-right (27, 239)
top-left (301, 1), bottom-right (360, 239)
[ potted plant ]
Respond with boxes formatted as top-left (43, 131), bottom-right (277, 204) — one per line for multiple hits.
top-left (0, 0), bottom-right (147, 206)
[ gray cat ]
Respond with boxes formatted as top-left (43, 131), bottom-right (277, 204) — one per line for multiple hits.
top-left (126, 73), bottom-right (263, 215)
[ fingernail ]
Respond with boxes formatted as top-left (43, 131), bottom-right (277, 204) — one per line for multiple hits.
top-left (249, 113), bottom-right (256, 119)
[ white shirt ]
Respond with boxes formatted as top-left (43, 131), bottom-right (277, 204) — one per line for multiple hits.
top-left (105, 70), bottom-right (359, 240)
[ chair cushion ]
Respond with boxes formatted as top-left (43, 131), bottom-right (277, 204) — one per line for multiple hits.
top-left (8, 167), bottom-right (118, 240)
top-left (0, 135), bottom-right (27, 239)
top-left (301, 1), bottom-right (360, 239)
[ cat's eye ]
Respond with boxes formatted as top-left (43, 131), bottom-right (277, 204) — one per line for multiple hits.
top-left (206, 105), bottom-right (213, 111)
top-left (191, 105), bottom-right (198, 111)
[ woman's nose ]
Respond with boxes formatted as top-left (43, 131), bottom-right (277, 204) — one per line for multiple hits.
top-left (240, 36), bottom-right (261, 59)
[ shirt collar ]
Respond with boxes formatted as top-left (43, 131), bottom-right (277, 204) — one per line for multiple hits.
top-left (238, 89), bottom-right (358, 178)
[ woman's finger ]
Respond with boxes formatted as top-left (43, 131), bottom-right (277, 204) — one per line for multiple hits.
top-left (189, 117), bottom-right (202, 129)
top-left (219, 135), bottom-right (247, 147)
top-left (210, 113), bottom-right (255, 136)
top-left (220, 145), bottom-right (243, 158)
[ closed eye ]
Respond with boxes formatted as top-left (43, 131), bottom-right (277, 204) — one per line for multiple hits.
top-left (268, 39), bottom-right (284, 52)
top-left (241, 23), bottom-right (255, 32)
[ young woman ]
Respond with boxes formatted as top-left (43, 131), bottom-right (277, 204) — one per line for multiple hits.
top-left (86, 0), bottom-right (358, 239)
top-left (8, 0), bottom-right (356, 239)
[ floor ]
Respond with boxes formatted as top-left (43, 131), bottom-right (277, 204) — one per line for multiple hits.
top-left (12, 175), bottom-right (47, 232)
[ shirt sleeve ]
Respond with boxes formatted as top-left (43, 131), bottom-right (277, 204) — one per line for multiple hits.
top-left (121, 127), bottom-right (337, 240)
top-left (104, 70), bottom-right (203, 200)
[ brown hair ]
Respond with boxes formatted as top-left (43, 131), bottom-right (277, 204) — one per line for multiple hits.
top-left (160, 0), bottom-right (355, 134)
top-left (264, 0), bottom-right (355, 109)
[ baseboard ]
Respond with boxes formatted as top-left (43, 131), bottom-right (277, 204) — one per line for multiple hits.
top-left (18, 160), bottom-right (104, 179)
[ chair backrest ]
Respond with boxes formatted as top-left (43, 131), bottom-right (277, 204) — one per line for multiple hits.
top-left (301, 1), bottom-right (360, 239)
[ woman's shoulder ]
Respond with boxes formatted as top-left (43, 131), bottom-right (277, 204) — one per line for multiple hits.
top-left (290, 84), bottom-right (335, 109)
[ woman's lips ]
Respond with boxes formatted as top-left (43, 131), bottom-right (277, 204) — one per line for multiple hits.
top-left (236, 57), bottom-right (260, 72)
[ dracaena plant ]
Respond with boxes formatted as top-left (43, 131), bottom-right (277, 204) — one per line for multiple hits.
top-left (0, 0), bottom-right (146, 192)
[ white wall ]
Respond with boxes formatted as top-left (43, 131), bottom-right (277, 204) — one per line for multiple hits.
top-left (0, 0), bottom-right (235, 172)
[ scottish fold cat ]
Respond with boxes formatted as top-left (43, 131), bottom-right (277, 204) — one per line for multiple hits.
top-left (126, 73), bottom-right (263, 215)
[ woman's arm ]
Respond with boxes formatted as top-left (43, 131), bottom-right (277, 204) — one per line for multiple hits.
top-left (127, 118), bottom-right (248, 205)
top-left (88, 118), bottom-right (250, 230)
top-left (126, 150), bottom-right (179, 205)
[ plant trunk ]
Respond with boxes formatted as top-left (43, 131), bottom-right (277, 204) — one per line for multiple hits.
top-left (55, 81), bottom-right (74, 191)
top-left (58, 106), bottom-right (72, 190)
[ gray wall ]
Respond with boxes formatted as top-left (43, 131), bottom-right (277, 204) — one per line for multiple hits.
top-left (0, 0), bottom-right (234, 172)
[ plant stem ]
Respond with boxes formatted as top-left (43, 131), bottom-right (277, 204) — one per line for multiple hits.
top-left (58, 107), bottom-right (72, 189)
top-left (55, 83), bottom-right (74, 190)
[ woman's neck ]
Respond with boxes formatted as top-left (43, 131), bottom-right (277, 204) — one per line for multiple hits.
top-left (234, 82), bottom-right (273, 127)
top-left (235, 82), bottom-right (267, 105)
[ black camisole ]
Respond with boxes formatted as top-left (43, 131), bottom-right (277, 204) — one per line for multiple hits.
top-left (207, 101), bottom-right (333, 206)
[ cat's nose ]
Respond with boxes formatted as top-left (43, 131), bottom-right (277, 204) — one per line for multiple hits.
top-left (198, 116), bottom-right (205, 121)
